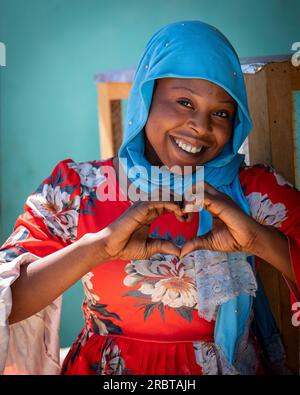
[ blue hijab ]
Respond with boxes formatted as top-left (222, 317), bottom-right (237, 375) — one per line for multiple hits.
top-left (118, 20), bottom-right (254, 367)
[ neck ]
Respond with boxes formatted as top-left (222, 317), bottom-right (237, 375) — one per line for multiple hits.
top-left (144, 135), bottom-right (164, 167)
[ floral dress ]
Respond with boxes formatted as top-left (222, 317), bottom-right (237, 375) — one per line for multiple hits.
top-left (0, 157), bottom-right (299, 375)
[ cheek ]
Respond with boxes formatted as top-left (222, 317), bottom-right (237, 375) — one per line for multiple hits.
top-left (214, 124), bottom-right (233, 146)
top-left (145, 106), bottom-right (176, 141)
top-left (144, 116), bottom-right (161, 144)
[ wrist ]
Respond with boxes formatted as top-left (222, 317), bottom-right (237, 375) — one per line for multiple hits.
top-left (246, 223), bottom-right (295, 282)
top-left (77, 230), bottom-right (112, 270)
top-left (245, 222), bottom-right (271, 258)
top-left (247, 222), bottom-right (282, 259)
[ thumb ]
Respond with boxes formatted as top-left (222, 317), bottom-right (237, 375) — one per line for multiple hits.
top-left (146, 239), bottom-right (181, 258)
top-left (180, 236), bottom-right (212, 258)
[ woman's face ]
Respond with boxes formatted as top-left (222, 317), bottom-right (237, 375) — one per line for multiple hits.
top-left (144, 77), bottom-right (236, 173)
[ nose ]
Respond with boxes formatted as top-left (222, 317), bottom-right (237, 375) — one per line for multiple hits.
top-left (186, 112), bottom-right (211, 135)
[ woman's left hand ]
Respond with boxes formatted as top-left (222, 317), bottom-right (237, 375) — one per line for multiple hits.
top-left (180, 181), bottom-right (263, 258)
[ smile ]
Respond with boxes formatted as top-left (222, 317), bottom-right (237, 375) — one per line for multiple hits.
top-left (173, 137), bottom-right (203, 154)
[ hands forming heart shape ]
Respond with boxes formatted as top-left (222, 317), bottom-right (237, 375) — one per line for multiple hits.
top-left (96, 182), bottom-right (263, 262)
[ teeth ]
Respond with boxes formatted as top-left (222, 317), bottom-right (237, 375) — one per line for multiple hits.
top-left (174, 138), bottom-right (203, 154)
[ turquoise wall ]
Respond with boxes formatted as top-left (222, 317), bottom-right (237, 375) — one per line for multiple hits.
top-left (0, 0), bottom-right (299, 347)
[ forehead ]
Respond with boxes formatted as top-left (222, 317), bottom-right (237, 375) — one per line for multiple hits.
top-left (155, 77), bottom-right (235, 102)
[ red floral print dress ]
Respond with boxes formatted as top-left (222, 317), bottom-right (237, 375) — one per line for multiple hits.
top-left (0, 158), bottom-right (299, 375)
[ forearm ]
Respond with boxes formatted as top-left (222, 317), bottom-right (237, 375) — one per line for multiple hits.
top-left (9, 233), bottom-right (106, 325)
top-left (249, 224), bottom-right (295, 283)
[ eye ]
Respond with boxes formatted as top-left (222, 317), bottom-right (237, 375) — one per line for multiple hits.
top-left (213, 110), bottom-right (230, 118)
top-left (177, 99), bottom-right (194, 109)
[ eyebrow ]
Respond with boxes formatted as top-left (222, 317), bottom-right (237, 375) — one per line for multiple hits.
top-left (171, 86), bottom-right (236, 106)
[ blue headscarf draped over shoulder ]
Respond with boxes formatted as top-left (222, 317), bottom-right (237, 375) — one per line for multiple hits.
top-left (118, 21), bottom-right (255, 369)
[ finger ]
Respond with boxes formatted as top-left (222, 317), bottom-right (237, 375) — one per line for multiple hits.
top-left (182, 181), bottom-right (204, 213)
top-left (115, 201), bottom-right (185, 233)
top-left (203, 181), bottom-right (220, 196)
top-left (183, 212), bottom-right (194, 222)
top-left (147, 201), bottom-right (184, 216)
top-left (148, 204), bottom-right (186, 223)
top-left (203, 182), bottom-right (230, 200)
top-left (143, 202), bottom-right (183, 223)
top-left (202, 191), bottom-right (242, 226)
top-left (179, 236), bottom-right (213, 258)
top-left (212, 216), bottom-right (224, 230)
top-left (182, 199), bottom-right (202, 214)
top-left (203, 182), bottom-right (235, 206)
top-left (173, 209), bottom-right (194, 222)
top-left (146, 239), bottom-right (181, 258)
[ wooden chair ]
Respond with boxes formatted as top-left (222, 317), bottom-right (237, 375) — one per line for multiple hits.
top-left (96, 81), bottom-right (132, 159)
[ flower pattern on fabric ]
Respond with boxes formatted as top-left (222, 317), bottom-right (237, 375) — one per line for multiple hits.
top-left (67, 161), bottom-right (107, 197)
top-left (82, 272), bottom-right (100, 305)
top-left (193, 342), bottom-right (219, 375)
top-left (27, 171), bottom-right (80, 242)
top-left (67, 161), bottom-right (108, 215)
top-left (1, 226), bottom-right (30, 249)
top-left (90, 338), bottom-right (128, 375)
top-left (251, 164), bottom-right (295, 189)
top-left (82, 272), bottom-right (124, 337)
top-left (123, 252), bottom-right (197, 322)
top-left (123, 238), bottom-right (257, 323)
top-left (271, 171), bottom-right (294, 188)
top-left (83, 279), bottom-right (124, 336)
top-left (193, 341), bottom-right (238, 375)
top-left (246, 192), bottom-right (288, 227)
top-left (150, 226), bottom-right (187, 248)
top-left (0, 246), bottom-right (28, 264)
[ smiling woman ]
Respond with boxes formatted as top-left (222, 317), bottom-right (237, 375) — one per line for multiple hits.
top-left (144, 78), bottom-right (236, 171)
top-left (0, 20), bottom-right (300, 376)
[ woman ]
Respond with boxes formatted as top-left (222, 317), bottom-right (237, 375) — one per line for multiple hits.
top-left (0, 20), bottom-right (299, 375)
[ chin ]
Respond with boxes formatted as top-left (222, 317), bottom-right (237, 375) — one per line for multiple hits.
top-left (164, 162), bottom-right (196, 175)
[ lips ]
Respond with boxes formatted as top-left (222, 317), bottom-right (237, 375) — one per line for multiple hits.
top-left (170, 135), bottom-right (207, 156)
top-left (174, 138), bottom-right (203, 153)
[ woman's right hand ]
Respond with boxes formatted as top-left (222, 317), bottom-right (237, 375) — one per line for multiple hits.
top-left (8, 201), bottom-right (186, 324)
top-left (86, 201), bottom-right (187, 262)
